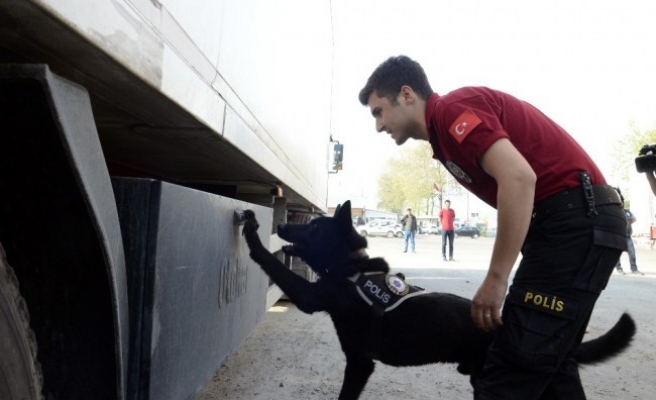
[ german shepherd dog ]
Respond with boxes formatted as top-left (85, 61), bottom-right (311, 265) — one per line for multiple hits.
top-left (241, 201), bottom-right (635, 400)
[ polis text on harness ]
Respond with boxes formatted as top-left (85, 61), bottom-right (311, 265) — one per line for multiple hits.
top-left (348, 272), bottom-right (426, 359)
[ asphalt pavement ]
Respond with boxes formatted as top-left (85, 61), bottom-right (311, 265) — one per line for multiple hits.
top-left (371, 232), bottom-right (656, 276)
top-left (369, 233), bottom-right (656, 338)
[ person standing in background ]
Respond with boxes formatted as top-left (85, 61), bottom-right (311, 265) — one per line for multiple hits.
top-left (439, 200), bottom-right (456, 261)
top-left (400, 208), bottom-right (417, 253)
top-left (614, 188), bottom-right (644, 275)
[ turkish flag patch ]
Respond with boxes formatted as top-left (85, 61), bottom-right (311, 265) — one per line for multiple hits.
top-left (448, 109), bottom-right (482, 143)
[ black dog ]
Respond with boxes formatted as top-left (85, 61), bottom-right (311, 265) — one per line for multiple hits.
top-left (241, 201), bottom-right (635, 400)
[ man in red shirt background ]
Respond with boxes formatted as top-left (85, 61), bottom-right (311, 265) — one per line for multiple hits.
top-left (438, 200), bottom-right (456, 261)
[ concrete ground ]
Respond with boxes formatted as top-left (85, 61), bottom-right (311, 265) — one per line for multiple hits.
top-left (193, 233), bottom-right (656, 399)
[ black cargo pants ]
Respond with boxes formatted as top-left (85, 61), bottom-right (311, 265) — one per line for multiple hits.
top-left (474, 203), bottom-right (627, 400)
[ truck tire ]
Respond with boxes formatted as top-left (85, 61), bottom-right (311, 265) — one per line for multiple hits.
top-left (0, 243), bottom-right (43, 400)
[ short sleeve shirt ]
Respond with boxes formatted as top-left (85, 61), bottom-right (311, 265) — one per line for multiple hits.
top-left (439, 208), bottom-right (456, 230)
top-left (425, 88), bottom-right (605, 208)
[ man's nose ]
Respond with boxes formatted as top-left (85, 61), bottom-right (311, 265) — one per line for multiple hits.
top-left (376, 120), bottom-right (384, 133)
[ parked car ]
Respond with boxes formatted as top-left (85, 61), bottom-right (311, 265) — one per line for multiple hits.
top-left (357, 219), bottom-right (403, 238)
top-left (425, 225), bottom-right (441, 235)
top-left (353, 216), bottom-right (365, 226)
top-left (454, 226), bottom-right (480, 238)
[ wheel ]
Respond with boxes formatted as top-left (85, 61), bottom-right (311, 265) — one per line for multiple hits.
top-left (472, 233), bottom-right (479, 239)
top-left (395, 232), bottom-right (403, 238)
top-left (0, 243), bottom-right (43, 400)
top-left (386, 231), bottom-right (395, 238)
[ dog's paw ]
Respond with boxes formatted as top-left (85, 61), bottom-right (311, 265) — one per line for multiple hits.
top-left (242, 210), bottom-right (260, 235)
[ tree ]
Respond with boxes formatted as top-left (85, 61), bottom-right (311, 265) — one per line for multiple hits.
top-left (377, 142), bottom-right (456, 214)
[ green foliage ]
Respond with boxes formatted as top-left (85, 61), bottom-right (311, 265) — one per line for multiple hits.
top-left (377, 142), bottom-right (455, 214)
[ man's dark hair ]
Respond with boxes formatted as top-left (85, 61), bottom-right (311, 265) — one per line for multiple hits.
top-left (358, 55), bottom-right (433, 106)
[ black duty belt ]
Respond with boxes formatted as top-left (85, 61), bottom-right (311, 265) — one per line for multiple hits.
top-left (532, 185), bottom-right (621, 219)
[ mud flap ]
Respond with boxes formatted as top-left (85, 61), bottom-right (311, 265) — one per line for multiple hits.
top-left (1, 64), bottom-right (127, 399)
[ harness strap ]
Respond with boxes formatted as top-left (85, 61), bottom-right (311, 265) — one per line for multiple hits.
top-left (348, 272), bottom-right (426, 360)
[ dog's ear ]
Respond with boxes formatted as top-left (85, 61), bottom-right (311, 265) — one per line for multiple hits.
top-left (335, 200), bottom-right (352, 228)
top-left (336, 200), bottom-right (351, 217)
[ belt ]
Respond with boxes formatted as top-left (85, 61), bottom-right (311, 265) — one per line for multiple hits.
top-left (532, 185), bottom-right (622, 219)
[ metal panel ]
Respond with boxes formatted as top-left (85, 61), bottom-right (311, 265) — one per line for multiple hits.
top-left (113, 178), bottom-right (272, 400)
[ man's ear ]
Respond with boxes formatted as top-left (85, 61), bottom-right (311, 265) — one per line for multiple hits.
top-left (400, 85), bottom-right (416, 104)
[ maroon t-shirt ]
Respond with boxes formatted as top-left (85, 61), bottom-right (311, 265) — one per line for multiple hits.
top-left (425, 88), bottom-right (605, 208)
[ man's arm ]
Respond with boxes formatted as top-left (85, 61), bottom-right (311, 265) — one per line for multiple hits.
top-left (475, 138), bottom-right (536, 332)
top-left (647, 172), bottom-right (656, 196)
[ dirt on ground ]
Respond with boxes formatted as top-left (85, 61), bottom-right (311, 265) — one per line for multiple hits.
top-left (193, 235), bottom-right (656, 400)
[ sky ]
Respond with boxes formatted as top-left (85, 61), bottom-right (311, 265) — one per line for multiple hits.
top-left (326, 0), bottom-right (656, 211)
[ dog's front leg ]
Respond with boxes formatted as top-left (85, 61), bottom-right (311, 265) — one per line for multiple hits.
top-left (242, 210), bottom-right (324, 313)
top-left (338, 355), bottom-right (375, 400)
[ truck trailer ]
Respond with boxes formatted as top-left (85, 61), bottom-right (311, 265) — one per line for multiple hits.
top-left (0, 1), bottom-right (337, 399)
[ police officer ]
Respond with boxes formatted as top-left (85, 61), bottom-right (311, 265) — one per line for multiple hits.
top-left (358, 55), bottom-right (626, 399)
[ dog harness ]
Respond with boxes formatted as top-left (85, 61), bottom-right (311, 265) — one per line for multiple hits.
top-left (348, 272), bottom-right (426, 311)
top-left (348, 271), bottom-right (426, 360)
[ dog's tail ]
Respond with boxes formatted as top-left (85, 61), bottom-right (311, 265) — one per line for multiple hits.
top-left (574, 313), bottom-right (636, 364)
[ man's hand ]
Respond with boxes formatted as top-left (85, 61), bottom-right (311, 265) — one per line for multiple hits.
top-left (471, 274), bottom-right (508, 332)
top-left (635, 144), bottom-right (656, 173)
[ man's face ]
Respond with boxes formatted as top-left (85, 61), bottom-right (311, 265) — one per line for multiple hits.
top-left (367, 92), bottom-right (418, 146)
top-left (445, 202), bottom-right (451, 209)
